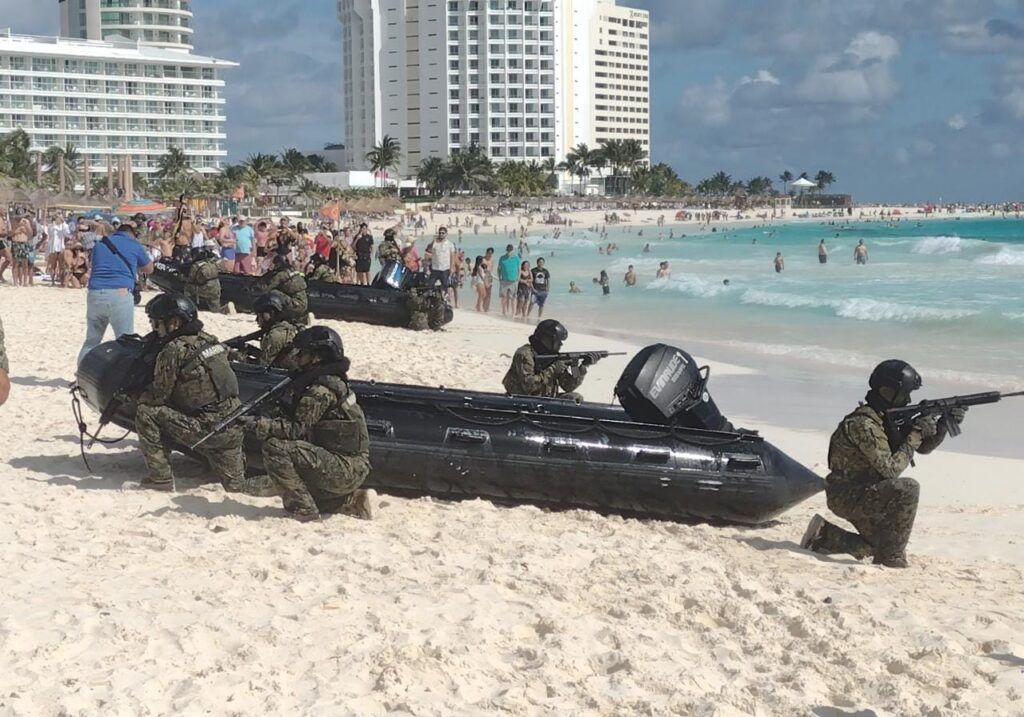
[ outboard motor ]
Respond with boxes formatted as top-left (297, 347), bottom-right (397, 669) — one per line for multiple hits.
top-left (614, 344), bottom-right (731, 431)
top-left (372, 260), bottom-right (409, 291)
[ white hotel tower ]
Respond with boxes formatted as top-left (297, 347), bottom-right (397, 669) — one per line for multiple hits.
top-left (0, 1), bottom-right (233, 182)
top-left (338, 0), bottom-right (649, 178)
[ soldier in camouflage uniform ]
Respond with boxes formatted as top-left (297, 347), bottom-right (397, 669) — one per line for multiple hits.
top-left (183, 246), bottom-right (222, 311)
top-left (376, 228), bottom-right (401, 266)
top-left (229, 292), bottom-right (303, 371)
top-left (256, 253), bottom-right (309, 323)
top-left (801, 360), bottom-right (967, 568)
top-left (305, 253), bottom-right (336, 283)
top-left (0, 314), bottom-right (10, 407)
top-left (406, 279), bottom-right (447, 331)
top-left (239, 326), bottom-right (375, 522)
top-left (134, 293), bottom-right (247, 492)
top-left (502, 319), bottom-right (597, 401)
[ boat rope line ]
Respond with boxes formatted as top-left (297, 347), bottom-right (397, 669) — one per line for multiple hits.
top-left (70, 385), bottom-right (131, 472)
top-left (364, 392), bottom-right (750, 448)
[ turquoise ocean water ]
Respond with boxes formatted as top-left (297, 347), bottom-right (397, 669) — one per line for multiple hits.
top-left (457, 217), bottom-right (1024, 391)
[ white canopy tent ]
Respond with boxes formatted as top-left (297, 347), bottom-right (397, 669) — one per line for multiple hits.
top-left (791, 177), bottom-right (816, 189)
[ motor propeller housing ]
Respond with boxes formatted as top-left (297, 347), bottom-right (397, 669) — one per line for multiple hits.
top-left (615, 344), bottom-right (730, 431)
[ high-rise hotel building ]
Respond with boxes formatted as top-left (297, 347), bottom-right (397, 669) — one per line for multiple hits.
top-left (0, 1), bottom-right (233, 180)
top-left (338, 0), bottom-right (649, 177)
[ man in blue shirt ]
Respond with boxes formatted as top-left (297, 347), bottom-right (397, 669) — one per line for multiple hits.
top-left (77, 213), bottom-right (154, 366)
top-left (497, 244), bottom-right (521, 317)
top-left (231, 217), bottom-right (254, 274)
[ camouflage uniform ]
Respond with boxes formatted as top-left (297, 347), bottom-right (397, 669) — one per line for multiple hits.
top-left (502, 343), bottom-right (586, 400)
top-left (184, 257), bottom-right (222, 311)
top-left (307, 264), bottom-right (336, 283)
top-left (406, 287), bottom-right (447, 331)
top-left (136, 331), bottom-right (246, 491)
top-left (258, 320), bottom-right (303, 371)
top-left (811, 405), bottom-right (944, 564)
top-left (0, 315), bottom-right (8, 373)
top-left (246, 374), bottom-right (370, 518)
top-left (258, 267), bottom-right (309, 323)
top-left (377, 239), bottom-right (400, 265)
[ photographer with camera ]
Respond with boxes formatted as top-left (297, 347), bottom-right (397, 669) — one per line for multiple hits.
top-left (76, 213), bottom-right (154, 367)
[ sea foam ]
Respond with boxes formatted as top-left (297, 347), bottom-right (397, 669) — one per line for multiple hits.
top-left (976, 247), bottom-right (1024, 266)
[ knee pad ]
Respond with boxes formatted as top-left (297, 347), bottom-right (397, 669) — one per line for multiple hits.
top-left (896, 476), bottom-right (920, 499)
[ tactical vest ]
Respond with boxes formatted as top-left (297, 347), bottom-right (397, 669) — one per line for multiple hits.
top-left (171, 334), bottom-right (239, 413)
top-left (309, 377), bottom-right (370, 456)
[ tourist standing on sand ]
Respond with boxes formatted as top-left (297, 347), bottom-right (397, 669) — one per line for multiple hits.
top-left (498, 244), bottom-right (520, 317)
top-left (471, 255), bottom-right (488, 311)
top-left (232, 217), bottom-right (255, 275)
top-left (515, 260), bottom-right (533, 319)
top-left (529, 257), bottom-right (551, 318)
top-left (818, 240), bottom-right (828, 264)
top-left (77, 215), bottom-right (154, 366)
top-left (854, 239), bottom-right (869, 265)
top-left (353, 223), bottom-right (374, 285)
top-left (774, 252), bottom-right (785, 273)
top-left (425, 226), bottom-right (456, 300)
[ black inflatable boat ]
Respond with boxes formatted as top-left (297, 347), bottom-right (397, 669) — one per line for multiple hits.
top-left (148, 262), bottom-right (454, 328)
top-left (74, 338), bottom-right (822, 524)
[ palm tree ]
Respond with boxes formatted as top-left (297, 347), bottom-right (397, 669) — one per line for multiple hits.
top-left (306, 153), bottom-right (338, 172)
top-left (294, 178), bottom-right (326, 210)
top-left (416, 156), bottom-right (447, 195)
top-left (0, 129), bottom-right (34, 185)
top-left (364, 135), bottom-right (402, 189)
top-left (446, 144), bottom-right (494, 193)
top-left (243, 152), bottom-right (282, 199)
top-left (779, 170), bottom-right (793, 195)
top-left (814, 170), bottom-right (835, 192)
top-left (279, 147), bottom-right (312, 182)
top-left (155, 146), bottom-right (191, 181)
top-left (562, 143), bottom-right (602, 195)
top-left (43, 143), bottom-right (82, 192)
top-left (541, 157), bottom-right (558, 191)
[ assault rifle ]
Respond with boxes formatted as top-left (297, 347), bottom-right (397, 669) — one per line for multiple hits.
top-left (535, 351), bottom-right (626, 363)
top-left (189, 373), bottom-right (294, 451)
top-left (883, 390), bottom-right (1024, 453)
top-left (87, 332), bottom-right (164, 447)
top-left (223, 329), bottom-right (265, 361)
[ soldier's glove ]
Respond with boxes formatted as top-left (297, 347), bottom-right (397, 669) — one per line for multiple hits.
top-left (580, 352), bottom-right (603, 367)
top-left (237, 416), bottom-right (270, 440)
top-left (943, 406), bottom-right (968, 429)
top-left (912, 414), bottom-right (940, 440)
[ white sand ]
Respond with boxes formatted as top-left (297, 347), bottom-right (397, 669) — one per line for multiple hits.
top-left (1, 285), bottom-right (1023, 716)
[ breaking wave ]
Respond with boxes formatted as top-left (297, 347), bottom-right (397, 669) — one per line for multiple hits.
top-left (740, 290), bottom-right (978, 323)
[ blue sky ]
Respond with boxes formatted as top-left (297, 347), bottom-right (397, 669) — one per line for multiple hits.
top-left (5, 0), bottom-right (1024, 202)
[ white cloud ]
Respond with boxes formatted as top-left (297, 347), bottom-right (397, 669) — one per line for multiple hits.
top-left (1001, 87), bottom-right (1024, 119)
top-left (795, 32), bottom-right (900, 106)
top-left (947, 113), bottom-right (968, 130)
top-left (739, 70), bottom-right (781, 86)
top-left (846, 31), bottom-right (900, 64)
top-left (678, 78), bottom-right (732, 127)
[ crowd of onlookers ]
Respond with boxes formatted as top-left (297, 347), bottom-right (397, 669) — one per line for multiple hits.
top-left (1, 206), bottom-right (557, 321)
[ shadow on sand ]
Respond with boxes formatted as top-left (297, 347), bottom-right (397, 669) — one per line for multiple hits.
top-left (12, 375), bottom-right (73, 389)
top-left (142, 493), bottom-right (283, 522)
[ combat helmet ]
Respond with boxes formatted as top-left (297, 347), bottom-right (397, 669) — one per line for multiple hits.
top-left (868, 359), bottom-right (922, 408)
top-left (146, 292), bottom-right (198, 324)
top-left (293, 325), bottom-right (345, 362)
top-left (531, 319), bottom-right (568, 355)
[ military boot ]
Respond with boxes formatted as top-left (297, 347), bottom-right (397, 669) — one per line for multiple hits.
top-left (873, 552), bottom-right (909, 569)
top-left (138, 477), bottom-right (175, 492)
top-left (800, 514), bottom-right (827, 551)
top-left (335, 489), bottom-right (377, 520)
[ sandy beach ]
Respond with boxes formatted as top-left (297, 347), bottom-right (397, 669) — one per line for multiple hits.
top-left (1, 285), bottom-right (1022, 715)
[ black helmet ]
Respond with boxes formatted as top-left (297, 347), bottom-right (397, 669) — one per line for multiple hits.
top-left (293, 325), bottom-right (344, 362)
top-left (532, 319), bottom-right (568, 355)
top-left (868, 359), bottom-right (922, 407)
top-left (146, 292), bottom-right (198, 324)
top-left (272, 253), bottom-right (290, 269)
top-left (189, 247), bottom-right (204, 262)
top-left (252, 292), bottom-right (286, 316)
top-left (384, 228), bottom-right (396, 240)
top-left (309, 252), bottom-right (328, 267)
